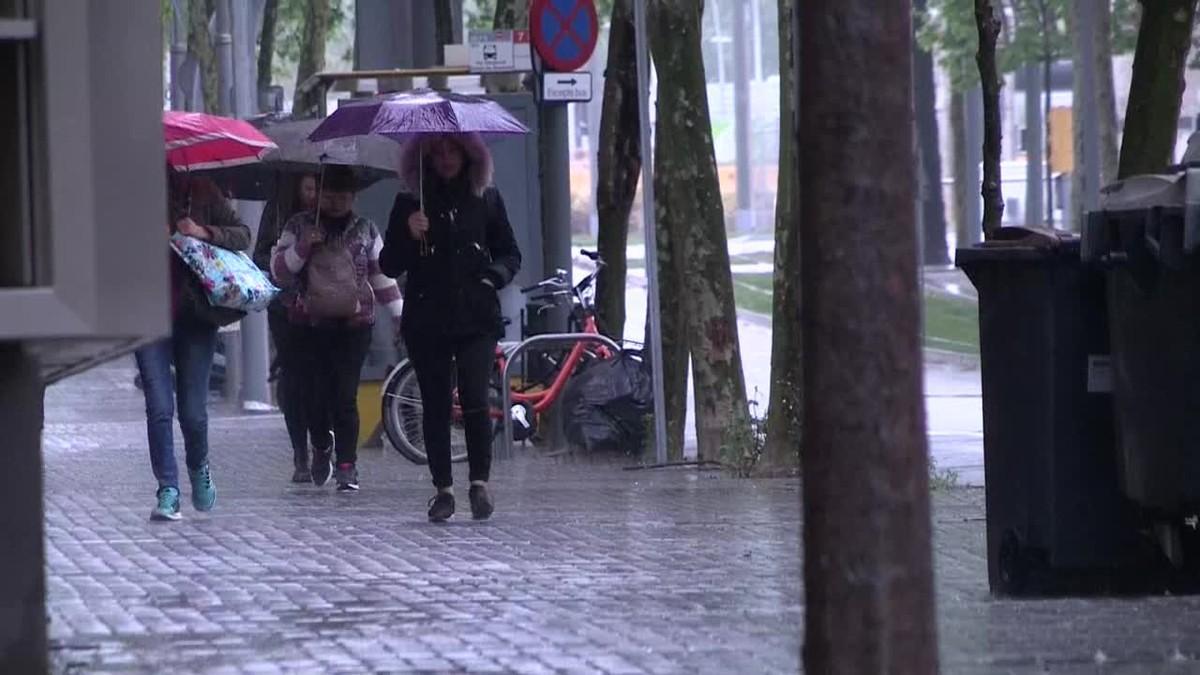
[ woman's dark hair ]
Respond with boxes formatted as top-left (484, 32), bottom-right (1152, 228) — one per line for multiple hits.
top-left (291, 173), bottom-right (318, 212)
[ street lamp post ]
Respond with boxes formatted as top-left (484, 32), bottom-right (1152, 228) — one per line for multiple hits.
top-left (631, 0), bottom-right (668, 465)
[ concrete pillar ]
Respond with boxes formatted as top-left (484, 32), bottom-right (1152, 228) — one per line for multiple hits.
top-left (227, 0), bottom-right (272, 409)
top-left (356, 0), bottom-right (415, 92)
top-left (0, 345), bottom-right (46, 674)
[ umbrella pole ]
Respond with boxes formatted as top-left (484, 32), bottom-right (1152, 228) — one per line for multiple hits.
top-left (419, 151), bottom-right (429, 256)
top-left (316, 162), bottom-right (325, 226)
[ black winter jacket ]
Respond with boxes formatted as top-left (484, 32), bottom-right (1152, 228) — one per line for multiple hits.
top-left (380, 181), bottom-right (521, 343)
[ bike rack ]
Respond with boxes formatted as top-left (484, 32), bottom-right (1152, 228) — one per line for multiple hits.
top-left (499, 333), bottom-right (623, 460)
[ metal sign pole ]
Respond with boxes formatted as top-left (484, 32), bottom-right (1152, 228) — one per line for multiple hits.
top-left (1077, 0), bottom-right (1101, 216)
top-left (632, 0), bottom-right (668, 464)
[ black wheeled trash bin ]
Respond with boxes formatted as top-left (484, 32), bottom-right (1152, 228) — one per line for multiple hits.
top-left (1084, 170), bottom-right (1200, 570)
top-left (958, 227), bottom-right (1143, 595)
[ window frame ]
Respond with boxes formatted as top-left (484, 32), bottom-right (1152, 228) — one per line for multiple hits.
top-left (0, 1), bottom-right (101, 337)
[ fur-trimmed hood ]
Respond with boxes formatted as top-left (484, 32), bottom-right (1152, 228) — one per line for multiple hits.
top-left (398, 132), bottom-right (494, 198)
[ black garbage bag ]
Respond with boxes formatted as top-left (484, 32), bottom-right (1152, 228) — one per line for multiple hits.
top-left (561, 350), bottom-right (652, 454)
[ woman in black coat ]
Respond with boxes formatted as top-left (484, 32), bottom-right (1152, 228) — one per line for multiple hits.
top-left (252, 173), bottom-right (325, 483)
top-left (380, 132), bottom-right (521, 523)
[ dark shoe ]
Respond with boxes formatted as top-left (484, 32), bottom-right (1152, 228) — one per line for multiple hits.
top-left (311, 447), bottom-right (333, 487)
top-left (427, 492), bottom-right (455, 522)
top-left (469, 484), bottom-right (494, 521)
top-left (291, 464), bottom-right (310, 484)
top-left (335, 463), bottom-right (360, 492)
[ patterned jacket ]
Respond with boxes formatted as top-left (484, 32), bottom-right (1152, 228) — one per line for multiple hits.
top-left (270, 210), bottom-right (402, 328)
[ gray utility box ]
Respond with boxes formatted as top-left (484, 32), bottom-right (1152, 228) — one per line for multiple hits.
top-left (1, 4), bottom-right (170, 382)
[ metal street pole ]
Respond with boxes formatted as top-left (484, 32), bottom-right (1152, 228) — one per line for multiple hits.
top-left (732, 0), bottom-right (754, 232)
top-left (229, 0), bottom-right (272, 410)
top-left (215, 0), bottom-right (234, 115)
top-left (965, 87), bottom-right (984, 243)
top-left (170, 0), bottom-right (189, 110)
top-left (1077, 0), bottom-right (1101, 215)
top-left (632, 0), bottom-right (668, 465)
top-left (1024, 63), bottom-right (1045, 226)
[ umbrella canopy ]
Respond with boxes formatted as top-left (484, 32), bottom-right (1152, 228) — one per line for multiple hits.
top-left (308, 89), bottom-right (530, 142)
top-left (204, 115), bottom-right (399, 201)
top-left (164, 111), bottom-right (276, 170)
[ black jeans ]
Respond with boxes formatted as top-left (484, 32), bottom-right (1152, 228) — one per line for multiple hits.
top-left (407, 334), bottom-right (496, 489)
top-left (269, 309), bottom-right (328, 466)
top-left (295, 324), bottom-right (372, 465)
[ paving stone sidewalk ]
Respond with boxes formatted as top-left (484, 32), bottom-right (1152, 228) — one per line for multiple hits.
top-left (42, 361), bottom-right (1200, 673)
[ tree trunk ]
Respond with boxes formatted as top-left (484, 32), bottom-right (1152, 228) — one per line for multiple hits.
top-left (951, 91), bottom-right (970, 247)
top-left (914, 0), bottom-right (951, 265)
top-left (1118, 0), bottom-right (1199, 178)
top-left (649, 222), bottom-right (690, 462)
top-left (762, 0), bottom-right (801, 473)
top-left (188, 0), bottom-right (219, 113)
top-left (485, 0), bottom-right (530, 94)
top-left (649, 0), bottom-right (749, 462)
top-left (975, 0), bottom-right (1005, 237)
top-left (293, 0), bottom-right (332, 119)
top-left (257, 0), bottom-right (278, 99)
top-left (595, 0), bottom-right (641, 340)
top-left (799, 0), bottom-right (939, 671)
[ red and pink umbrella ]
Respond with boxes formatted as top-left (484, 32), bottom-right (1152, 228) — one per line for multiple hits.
top-left (164, 110), bottom-right (276, 171)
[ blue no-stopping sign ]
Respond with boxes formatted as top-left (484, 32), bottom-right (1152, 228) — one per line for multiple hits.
top-left (531, 0), bottom-right (599, 73)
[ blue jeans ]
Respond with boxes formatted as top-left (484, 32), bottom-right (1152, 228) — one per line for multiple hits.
top-left (135, 319), bottom-right (218, 489)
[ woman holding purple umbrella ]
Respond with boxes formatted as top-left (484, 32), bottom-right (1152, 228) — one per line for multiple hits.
top-left (380, 133), bottom-right (521, 523)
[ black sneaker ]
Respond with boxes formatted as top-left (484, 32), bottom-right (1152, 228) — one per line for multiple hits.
top-left (291, 460), bottom-right (310, 484)
top-left (311, 447), bottom-right (333, 487)
top-left (335, 463), bottom-right (360, 492)
top-left (469, 485), bottom-right (494, 521)
top-left (427, 492), bottom-right (455, 522)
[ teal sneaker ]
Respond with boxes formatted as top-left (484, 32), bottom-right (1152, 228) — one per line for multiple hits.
top-left (189, 464), bottom-right (216, 512)
top-left (150, 487), bottom-right (182, 522)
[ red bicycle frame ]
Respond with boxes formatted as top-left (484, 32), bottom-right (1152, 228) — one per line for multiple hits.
top-left (449, 313), bottom-right (612, 421)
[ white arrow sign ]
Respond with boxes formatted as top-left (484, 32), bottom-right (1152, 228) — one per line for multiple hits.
top-left (542, 72), bottom-right (593, 103)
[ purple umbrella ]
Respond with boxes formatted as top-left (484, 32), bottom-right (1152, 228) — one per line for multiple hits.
top-left (309, 89), bottom-right (529, 254)
top-left (307, 89), bottom-right (530, 142)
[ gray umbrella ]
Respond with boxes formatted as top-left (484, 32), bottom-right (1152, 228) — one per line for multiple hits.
top-left (206, 115), bottom-right (400, 201)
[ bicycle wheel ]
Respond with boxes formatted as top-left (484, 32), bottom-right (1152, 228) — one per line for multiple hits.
top-left (380, 361), bottom-right (472, 465)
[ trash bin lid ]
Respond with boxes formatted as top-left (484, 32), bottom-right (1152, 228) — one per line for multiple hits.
top-left (1098, 174), bottom-right (1184, 212)
top-left (955, 226), bottom-right (1079, 266)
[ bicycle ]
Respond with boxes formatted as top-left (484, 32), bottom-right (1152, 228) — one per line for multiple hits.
top-left (381, 249), bottom-right (618, 465)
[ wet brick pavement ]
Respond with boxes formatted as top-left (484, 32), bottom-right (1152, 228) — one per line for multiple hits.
top-left (41, 361), bottom-right (1200, 673)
